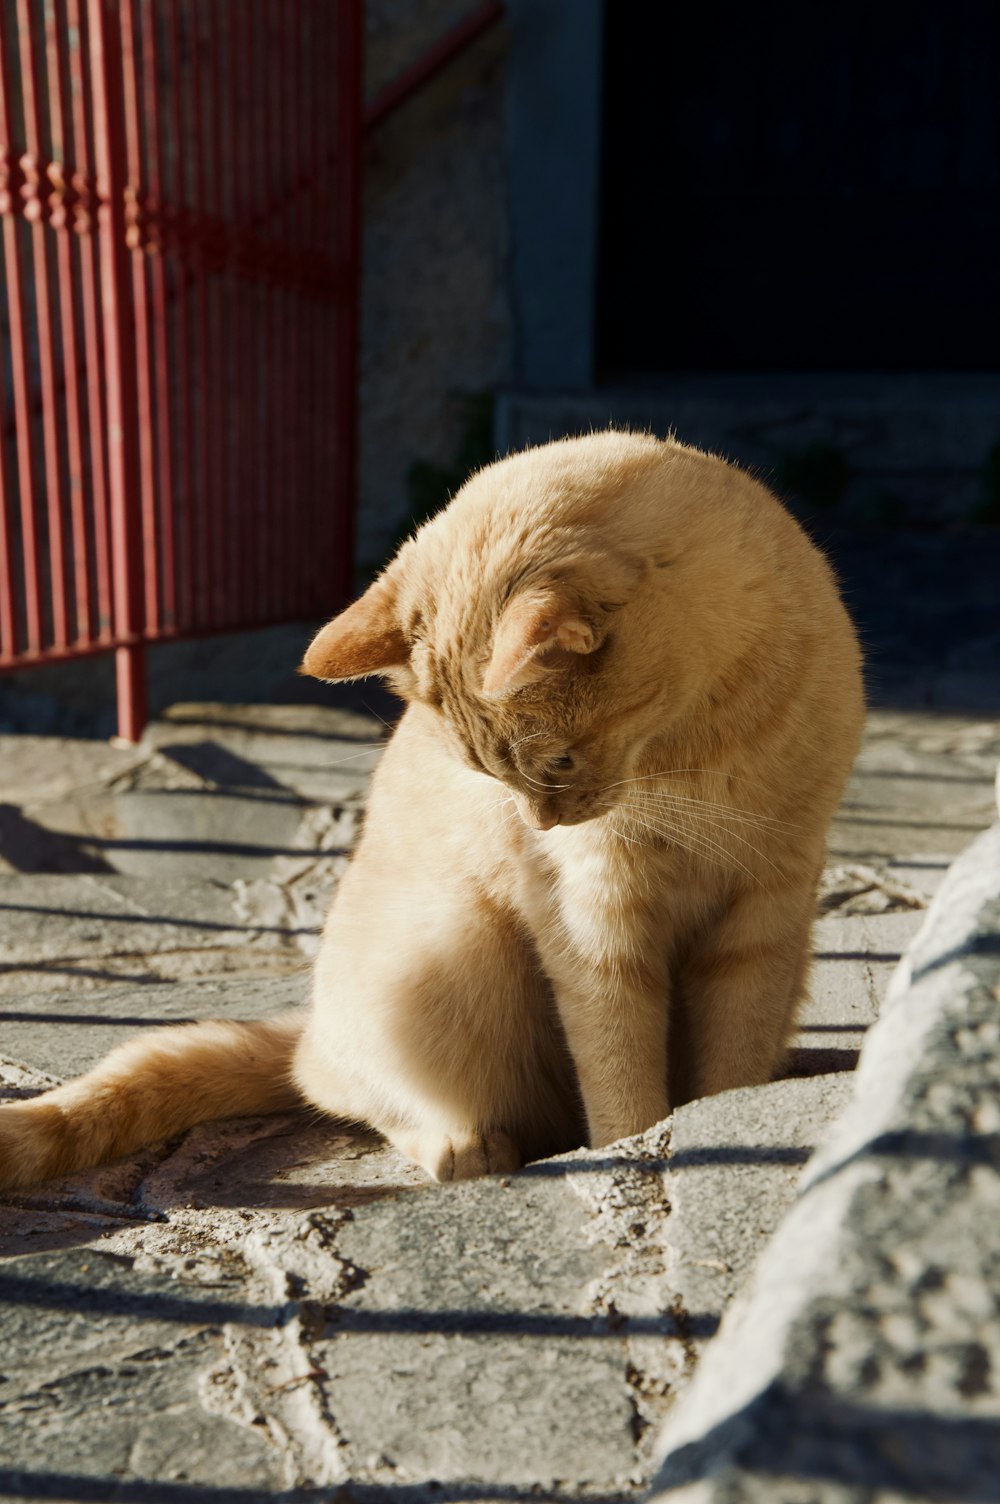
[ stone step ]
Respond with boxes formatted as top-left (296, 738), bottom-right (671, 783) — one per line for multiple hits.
top-left (0, 701), bottom-right (385, 882)
top-left (0, 872), bottom-right (332, 999)
top-left (0, 974), bottom-right (308, 1084)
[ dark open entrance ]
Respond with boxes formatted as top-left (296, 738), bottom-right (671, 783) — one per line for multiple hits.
top-left (598, 0), bottom-right (1000, 375)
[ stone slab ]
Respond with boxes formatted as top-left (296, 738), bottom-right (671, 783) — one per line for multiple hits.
top-left (649, 821), bottom-right (1000, 1503)
top-left (0, 1245), bottom-right (291, 1499)
top-left (1, 704), bottom-right (381, 882)
top-left (0, 735), bottom-right (147, 809)
top-left (0, 974), bottom-right (308, 1083)
top-left (829, 710), bottom-right (1000, 864)
top-left (663, 1074), bottom-right (855, 1336)
top-left (0, 1065), bottom-right (861, 1500)
top-left (12, 787), bottom-right (315, 882)
top-left (0, 873), bottom-right (321, 997)
top-left (790, 909), bottom-right (926, 1077)
top-left (144, 700), bottom-right (390, 806)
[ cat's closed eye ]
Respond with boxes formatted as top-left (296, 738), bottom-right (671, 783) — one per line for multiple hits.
top-left (550, 754), bottom-right (574, 771)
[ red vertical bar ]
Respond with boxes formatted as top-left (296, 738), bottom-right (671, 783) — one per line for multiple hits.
top-left (284, 1), bottom-right (304, 619)
top-left (312, 0), bottom-right (333, 611)
top-left (0, 309), bottom-right (15, 658)
top-left (190, 0), bottom-right (211, 628)
top-left (17, 0), bottom-right (70, 650)
top-left (268, 0), bottom-right (285, 623)
top-left (120, 0), bottom-right (160, 632)
top-left (141, 0), bottom-right (176, 630)
top-left (258, 0), bottom-right (278, 622)
top-left (250, 0), bottom-right (268, 624)
top-left (46, 0), bottom-right (92, 644)
top-left (89, 0), bottom-right (147, 740)
top-left (0, 17), bottom-right (43, 653)
top-left (66, 0), bottom-right (114, 642)
top-left (207, 2), bottom-right (228, 623)
top-left (233, 0), bottom-right (253, 625)
top-left (169, 0), bottom-right (194, 631)
top-left (332, 0), bottom-right (362, 606)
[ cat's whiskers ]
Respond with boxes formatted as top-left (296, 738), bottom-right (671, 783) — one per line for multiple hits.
top-left (602, 780), bottom-right (798, 833)
top-left (612, 799), bottom-right (762, 884)
top-left (509, 729), bottom-right (545, 752)
top-left (628, 788), bottom-right (792, 835)
top-left (600, 769), bottom-right (801, 828)
top-left (319, 744), bottom-right (388, 769)
top-left (520, 771), bottom-right (570, 793)
top-left (607, 814), bottom-right (645, 856)
top-left (627, 790), bottom-right (783, 879)
top-left (614, 805), bottom-right (741, 878)
top-left (497, 793), bottom-right (522, 831)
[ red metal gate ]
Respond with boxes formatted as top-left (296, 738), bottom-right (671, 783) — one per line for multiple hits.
top-left (0, 0), bottom-right (362, 739)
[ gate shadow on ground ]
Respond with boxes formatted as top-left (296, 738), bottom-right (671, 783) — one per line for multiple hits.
top-left (0, 1476), bottom-right (636, 1503)
top-left (0, 1265), bottom-right (719, 1341)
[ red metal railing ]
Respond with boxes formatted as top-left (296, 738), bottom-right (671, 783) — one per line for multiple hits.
top-left (0, 0), bottom-right (362, 739)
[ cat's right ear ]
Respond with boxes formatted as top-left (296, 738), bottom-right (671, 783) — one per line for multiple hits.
top-left (300, 574), bottom-right (408, 681)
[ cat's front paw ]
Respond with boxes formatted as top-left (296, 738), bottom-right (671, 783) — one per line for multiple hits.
top-left (393, 1127), bottom-right (521, 1182)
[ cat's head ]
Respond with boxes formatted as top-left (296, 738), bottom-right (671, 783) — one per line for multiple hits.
top-left (302, 436), bottom-right (681, 829)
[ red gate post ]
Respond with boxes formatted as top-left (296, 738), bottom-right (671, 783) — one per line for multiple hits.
top-left (88, 0), bottom-right (147, 740)
top-left (2, 3), bottom-right (361, 718)
top-left (332, 0), bottom-right (363, 606)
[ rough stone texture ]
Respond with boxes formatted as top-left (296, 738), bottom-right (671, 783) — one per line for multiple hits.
top-left (0, 1246), bottom-right (292, 1495)
top-left (360, 0), bottom-right (511, 567)
top-left (0, 705), bottom-right (995, 1501)
top-left (0, 873), bottom-right (322, 997)
top-left (0, 976), bottom-right (307, 1080)
top-left (649, 820), bottom-right (1000, 1504)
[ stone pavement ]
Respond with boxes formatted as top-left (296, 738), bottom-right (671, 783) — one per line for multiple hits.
top-left (0, 699), bottom-right (998, 1502)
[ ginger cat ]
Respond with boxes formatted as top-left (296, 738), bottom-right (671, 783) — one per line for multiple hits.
top-left (0, 432), bottom-right (864, 1188)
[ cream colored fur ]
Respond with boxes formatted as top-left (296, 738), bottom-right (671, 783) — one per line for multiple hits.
top-left (0, 432), bottom-right (863, 1188)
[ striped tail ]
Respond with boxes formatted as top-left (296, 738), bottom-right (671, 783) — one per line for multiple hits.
top-left (0, 1012), bottom-right (306, 1190)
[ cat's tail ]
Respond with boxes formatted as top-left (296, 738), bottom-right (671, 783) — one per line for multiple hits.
top-left (0, 1011), bottom-right (306, 1191)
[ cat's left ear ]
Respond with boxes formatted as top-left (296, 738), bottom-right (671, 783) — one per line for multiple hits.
top-left (300, 573), bottom-right (408, 681)
top-left (482, 590), bottom-right (598, 697)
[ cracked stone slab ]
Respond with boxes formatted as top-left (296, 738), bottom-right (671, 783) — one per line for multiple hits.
top-left (0, 974), bottom-right (309, 1083)
top-left (0, 1073), bottom-right (859, 1501)
top-left (0, 873), bottom-right (321, 997)
top-left (9, 779), bottom-right (366, 883)
top-left (829, 710), bottom-right (999, 864)
top-left (0, 735), bottom-right (148, 811)
top-left (0, 702), bottom-right (382, 883)
top-left (144, 700), bottom-right (390, 806)
top-left (649, 820), bottom-right (1000, 1503)
top-left (0, 1104), bottom-right (425, 1261)
top-left (0, 1245), bottom-right (291, 1497)
top-left (791, 908), bottom-right (927, 1074)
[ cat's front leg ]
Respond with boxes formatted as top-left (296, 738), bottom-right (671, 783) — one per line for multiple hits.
top-left (550, 958), bottom-right (670, 1148)
top-left (674, 880), bottom-right (815, 1102)
top-left (533, 898), bottom-right (670, 1148)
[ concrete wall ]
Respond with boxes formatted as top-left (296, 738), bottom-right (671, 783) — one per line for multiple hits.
top-left (358, 0), bottom-right (513, 572)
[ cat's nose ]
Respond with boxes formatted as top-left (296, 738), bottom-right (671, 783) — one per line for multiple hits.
top-left (514, 793), bottom-right (559, 830)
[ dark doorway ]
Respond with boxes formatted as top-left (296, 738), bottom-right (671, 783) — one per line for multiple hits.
top-left (598, 1), bottom-right (1000, 375)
